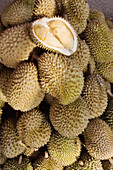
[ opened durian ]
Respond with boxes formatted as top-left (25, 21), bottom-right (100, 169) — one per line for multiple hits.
top-left (5, 62), bottom-right (44, 111)
top-left (37, 52), bottom-right (84, 105)
top-left (1, 118), bottom-right (26, 158)
top-left (83, 118), bottom-right (113, 160)
top-left (17, 108), bottom-right (51, 151)
top-left (50, 96), bottom-right (89, 138)
top-left (47, 132), bottom-right (81, 166)
top-left (2, 157), bottom-right (33, 170)
top-left (65, 151), bottom-right (103, 170)
top-left (0, 23), bottom-right (36, 68)
top-left (62, 0), bottom-right (89, 34)
top-left (30, 17), bottom-right (78, 55)
top-left (82, 19), bottom-right (113, 63)
top-left (82, 74), bottom-right (108, 119)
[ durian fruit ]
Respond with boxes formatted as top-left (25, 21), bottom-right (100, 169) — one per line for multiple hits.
top-left (89, 9), bottom-right (105, 21)
top-left (70, 37), bottom-right (90, 72)
top-left (1, 0), bottom-right (35, 27)
top-left (2, 157), bottom-right (33, 170)
top-left (83, 118), bottom-right (113, 160)
top-left (30, 17), bottom-right (78, 56)
top-left (1, 119), bottom-right (26, 158)
top-left (96, 61), bottom-right (113, 83)
top-left (50, 96), bottom-right (89, 138)
top-left (62, 0), bottom-right (89, 34)
top-left (37, 52), bottom-right (84, 105)
top-left (33, 0), bottom-right (58, 18)
top-left (0, 23), bottom-right (36, 68)
top-left (65, 151), bottom-right (103, 170)
top-left (5, 62), bottom-right (44, 111)
top-left (47, 132), bottom-right (81, 166)
top-left (82, 20), bottom-right (113, 63)
top-left (34, 152), bottom-right (63, 170)
top-left (101, 99), bottom-right (113, 131)
top-left (0, 144), bottom-right (6, 165)
top-left (105, 18), bottom-right (113, 29)
top-left (82, 74), bottom-right (108, 119)
top-left (102, 159), bottom-right (113, 170)
top-left (16, 108), bottom-right (51, 151)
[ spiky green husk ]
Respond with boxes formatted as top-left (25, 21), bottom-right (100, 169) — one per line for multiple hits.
top-left (96, 61), bottom-right (113, 83)
top-left (62, 0), bottom-right (89, 34)
top-left (50, 96), bottom-right (89, 138)
top-left (82, 20), bottom-right (113, 63)
top-left (17, 108), bottom-right (51, 151)
top-left (47, 132), bottom-right (81, 166)
top-left (2, 157), bottom-right (33, 170)
top-left (66, 151), bottom-right (103, 170)
top-left (1, 119), bottom-right (25, 158)
top-left (89, 9), bottom-right (105, 21)
top-left (82, 74), bottom-right (108, 119)
top-left (83, 118), bottom-right (113, 160)
top-left (34, 0), bottom-right (58, 18)
top-left (37, 52), bottom-right (84, 105)
top-left (5, 62), bottom-right (44, 111)
top-left (0, 23), bottom-right (36, 68)
top-left (1, 0), bottom-right (35, 27)
top-left (70, 37), bottom-right (90, 71)
top-left (102, 160), bottom-right (113, 170)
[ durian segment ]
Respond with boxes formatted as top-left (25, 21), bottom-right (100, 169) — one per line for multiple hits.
top-left (5, 62), bottom-right (44, 111)
top-left (2, 157), bottom-right (33, 170)
top-left (1, 119), bottom-right (26, 158)
top-left (82, 74), bottom-right (108, 119)
top-left (62, 0), bottom-right (89, 34)
top-left (37, 52), bottom-right (84, 105)
top-left (1, 0), bottom-right (35, 27)
top-left (0, 144), bottom-right (6, 165)
top-left (96, 61), bottom-right (113, 83)
top-left (66, 151), bottom-right (103, 170)
top-left (50, 96), bottom-right (89, 138)
top-left (34, 152), bottom-right (63, 170)
top-left (30, 17), bottom-right (77, 56)
top-left (89, 9), bottom-right (105, 21)
top-left (83, 118), bottom-right (113, 160)
top-left (34, 0), bottom-right (58, 18)
top-left (17, 108), bottom-right (51, 151)
top-left (101, 99), bottom-right (113, 131)
top-left (102, 159), bottom-right (113, 170)
top-left (82, 20), bottom-right (113, 63)
top-left (70, 37), bottom-right (90, 71)
top-left (47, 132), bottom-right (81, 166)
top-left (0, 23), bottom-right (36, 68)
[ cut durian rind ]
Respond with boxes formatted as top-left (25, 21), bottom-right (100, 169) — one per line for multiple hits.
top-left (30, 17), bottom-right (78, 56)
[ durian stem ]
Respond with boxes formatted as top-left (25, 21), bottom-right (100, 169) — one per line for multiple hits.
top-left (106, 89), bottom-right (113, 98)
top-left (109, 158), bottom-right (113, 165)
top-left (45, 151), bottom-right (49, 159)
top-left (18, 155), bottom-right (22, 165)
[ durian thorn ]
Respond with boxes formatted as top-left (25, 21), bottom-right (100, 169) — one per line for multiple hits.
top-left (106, 89), bottom-right (113, 98)
top-left (45, 151), bottom-right (49, 159)
top-left (78, 160), bottom-right (84, 166)
top-left (18, 155), bottom-right (22, 165)
top-left (109, 158), bottom-right (113, 165)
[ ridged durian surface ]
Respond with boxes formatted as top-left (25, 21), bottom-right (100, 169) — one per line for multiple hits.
top-left (70, 37), bottom-right (90, 71)
top-left (0, 23), bottom-right (36, 68)
top-left (2, 157), bottom-right (33, 170)
top-left (34, 0), bottom-right (58, 17)
top-left (102, 160), bottom-right (113, 170)
top-left (34, 153), bottom-right (63, 170)
top-left (89, 9), bottom-right (105, 21)
top-left (1, 0), bottom-right (35, 27)
top-left (82, 74), bottom-right (108, 119)
top-left (50, 96), bottom-right (89, 138)
top-left (1, 119), bottom-right (25, 158)
top-left (37, 52), bottom-right (84, 105)
top-left (5, 62), bottom-right (44, 111)
top-left (66, 151), bottom-right (103, 170)
top-left (83, 118), bottom-right (113, 160)
top-left (83, 20), bottom-right (113, 63)
top-left (17, 108), bottom-right (51, 151)
top-left (62, 0), bottom-right (89, 34)
top-left (96, 61), bottom-right (113, 83)
top-left (47, 132), bottom-right (81, 166)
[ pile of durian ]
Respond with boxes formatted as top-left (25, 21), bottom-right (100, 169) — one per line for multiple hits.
top-left (0, 0), bottom-right (113, 169)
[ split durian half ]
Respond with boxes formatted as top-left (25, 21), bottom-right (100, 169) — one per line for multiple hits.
top-left (30, 17), bottom-right (78, 55)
